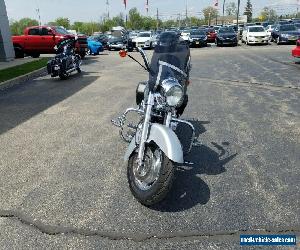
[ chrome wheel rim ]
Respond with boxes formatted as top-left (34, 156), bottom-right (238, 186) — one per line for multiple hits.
top-left (133, 147), bottom-right (162, 191)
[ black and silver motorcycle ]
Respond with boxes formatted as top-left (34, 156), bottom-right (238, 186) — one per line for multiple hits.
top-left (47, 38), bottom-right (82, 80)
top-left (112, 32), bottom-right (196, 206)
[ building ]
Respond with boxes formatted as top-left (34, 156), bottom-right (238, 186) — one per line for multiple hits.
top-left (0, 0), bottom-right (15, 61)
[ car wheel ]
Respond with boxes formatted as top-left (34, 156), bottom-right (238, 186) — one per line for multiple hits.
top-left (31, 53), bottom-right (40, 58)
top-left (14, 47), bottom-right (24, 58)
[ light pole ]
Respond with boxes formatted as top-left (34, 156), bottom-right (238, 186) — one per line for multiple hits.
top-left (222, 0), bottom-right (226, 25)
top-left (236, 0), bottom-right (240, 39)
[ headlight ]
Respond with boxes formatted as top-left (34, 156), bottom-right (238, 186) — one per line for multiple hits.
top-left (204, 36), bottom-right (208, 40)
top-left (161, 78), bottom-right (184, 107)
top-left (219, 37), bottom-right (225, 40)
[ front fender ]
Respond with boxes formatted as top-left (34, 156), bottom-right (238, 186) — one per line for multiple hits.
top-left (124, 124), bottom-right (184, 164)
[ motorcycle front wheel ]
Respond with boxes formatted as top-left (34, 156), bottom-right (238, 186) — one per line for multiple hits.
top-left (127, 144), bottom-right (175, 206)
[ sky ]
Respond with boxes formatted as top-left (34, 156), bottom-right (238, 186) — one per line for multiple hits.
top-left (4, 0), bottom-right (300, 24)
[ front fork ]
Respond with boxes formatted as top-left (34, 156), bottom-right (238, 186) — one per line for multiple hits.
top-left (137, 92), bottom-right (154, 167)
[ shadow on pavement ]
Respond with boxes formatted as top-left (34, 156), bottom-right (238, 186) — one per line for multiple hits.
top-left (0, 72), bottom-right (98, 135)
top-left (152, 120), bottom-right (237, 212)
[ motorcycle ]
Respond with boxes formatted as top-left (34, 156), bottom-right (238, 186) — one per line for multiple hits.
top-left (47, 38), bottom-right (82, 80)
top-left (112, 32), bottom-right (196, 206)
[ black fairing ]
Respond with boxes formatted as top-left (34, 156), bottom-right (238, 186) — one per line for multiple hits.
top-left (148, 32), bottom-right (191, 92)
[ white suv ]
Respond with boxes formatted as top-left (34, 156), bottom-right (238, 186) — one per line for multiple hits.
top-left (242, 25), bottom-right (269, 45)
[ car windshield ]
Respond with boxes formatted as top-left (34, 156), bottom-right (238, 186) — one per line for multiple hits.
top-left (138, 33), bottom-right (151, 37)
top-left (54, 27), bottom-right (70, 35)
top-left (129, 33), bottom-right (137, 37)
top-left (206, 28), bottom-right (215, 32)
top-left (219, 28), bottom-right (235, 33)
top-left (109, 36), bottom-right (122, 41)
top-left (191, 30), bottom-right (206, 35)
top-left (249, 27), bottom-right (265, 32)
top-left (281, 25), bottom-right (297, 31)
top-left (182, 30), bottom-right (190, 33)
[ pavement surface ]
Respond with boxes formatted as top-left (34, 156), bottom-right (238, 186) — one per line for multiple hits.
top-left (0, 44), bottom-right (299, 249)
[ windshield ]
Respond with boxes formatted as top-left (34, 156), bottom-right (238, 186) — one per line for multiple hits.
top-left (54, 27), bottom-right (70, 35)
top-left (149, 32), bottom-right (190, 91)
top-left (280, 25), bottom-right (297, 31)
top-left (129, 33), bottom-right (137, 37)
top-left (219, 28), bottom-right (235, 34)
top-left (138, 33), bottom-right (151, 37)
top-left (109, 36), bottom-right (122, 41)
top-left (249, 27), bottom-right (265, 32)
top-left (190, 30), bottom-right (206, 36)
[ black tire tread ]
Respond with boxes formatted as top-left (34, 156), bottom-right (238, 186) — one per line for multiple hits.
top-left (127, 149), bottom-right (175, 206)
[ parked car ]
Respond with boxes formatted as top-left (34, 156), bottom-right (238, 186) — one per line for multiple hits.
top-left (189, 29), bottom-right (207, 47)
top-left (152, 34), bottom-right (160, 48)
top-left (129, 32), bottom-right (138, 40)
top-left (132, 32), bottom-right (155, 49)
top-left (206, 28), bottom-right (217, 43)
top-left (12, 26), bottom-right (88, 58)
top-left (107, 36), bottom-right (126, 51)
top-left (111, 26), bottom-right (134, 52)
top-left (87, 37), bottom-right (103, 55)
top-left (242, 25), bottom-right (269, 45)
top-left (215, 27), bottom-right (238, 47)
top-left (271, 24), bottom-right (300, 44)
top-left (292, 39), bottom-right (300, 58)
top-left (181, 29), bottom-right (191, 43)
top-left (89, 34), bottom-right (109, 49)
top-left (274, 20), bottom-right (291, 26)
top-left (294, 23), bottom-right (300, 32)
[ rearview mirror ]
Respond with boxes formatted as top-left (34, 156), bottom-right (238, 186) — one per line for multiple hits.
top-left (119, 50), bottom-right (127, 58)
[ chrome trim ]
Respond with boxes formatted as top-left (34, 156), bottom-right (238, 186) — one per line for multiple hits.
top-left (172, 118), bottom-right (195, 154)
top-left (158, 60), bottom-right (188, 78)
top-left (124, 123), bottom-right (184, 164)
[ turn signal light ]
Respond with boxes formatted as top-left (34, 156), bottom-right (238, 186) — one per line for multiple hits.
top-left (119, 50), bottom-right (127, 58)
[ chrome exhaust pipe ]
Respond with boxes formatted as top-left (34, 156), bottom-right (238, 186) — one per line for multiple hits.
top-left (66, 67), bottom-right (76, 74)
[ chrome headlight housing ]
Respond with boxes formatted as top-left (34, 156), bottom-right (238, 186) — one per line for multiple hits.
top-left (161, 78), bottom-right (184, 107)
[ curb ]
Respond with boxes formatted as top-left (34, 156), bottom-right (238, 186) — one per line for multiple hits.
top-left (0, 67), bottom-right (47, 91)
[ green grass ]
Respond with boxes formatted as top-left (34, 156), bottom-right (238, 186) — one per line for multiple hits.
top-left (0, 58), bottom-right (49, 83)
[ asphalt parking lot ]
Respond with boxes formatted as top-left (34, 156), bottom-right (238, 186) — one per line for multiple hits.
top-left (0, 43), bottom-right (299, 249)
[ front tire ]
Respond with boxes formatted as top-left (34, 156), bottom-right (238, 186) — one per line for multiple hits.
top-left (127, 144), bottom-right (175, 206)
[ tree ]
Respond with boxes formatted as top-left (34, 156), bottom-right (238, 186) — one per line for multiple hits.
top-left (10, 18), bottom-right (39, 35)
top-left (142, 17), bottom-right (157, 30)
top-left (259, 7), bottom-right (277, 22)
top-left (54, 17), bottom-right (70, 29)
top-left (72, 22), bottom-right (84, 32)
top-left (111, 13), bottom-right (125, 27)
top-left (128, 8), bottom-right (143, 30)
top-left (244, 0), bottom-right (253, 22)
top-left (226, 2), bottom-right (237, 16)
top-left (202, 6), bottom-right (218, 24)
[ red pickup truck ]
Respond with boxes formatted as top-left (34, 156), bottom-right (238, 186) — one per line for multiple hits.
top-left (12, 26), bottom-right (88, 58)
